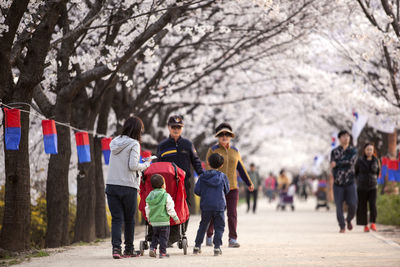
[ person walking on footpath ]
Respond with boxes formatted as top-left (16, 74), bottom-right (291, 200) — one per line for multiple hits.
top-left (355, 143), bottom-right (380, 232)
top-left (277, 169), bottom-right (290, 190)
top-left (193, 153), bottom-right (230, 256)
top-left (105, 116), bottom-right (152, 259)
top-left (145, 174), bottom-right (181, 258)
top-left (156, 115), bottom-right (204, 243)
top-left (157, 115), bottom-right (204, 207)
top-left (330, 130), bottom-right (358, 233)
top-left (206, 122), bottom-right (254, 248)
top-left (264, 172), bottom-right (276, 202)
top-left (246, 163), bottom-right (262, 213)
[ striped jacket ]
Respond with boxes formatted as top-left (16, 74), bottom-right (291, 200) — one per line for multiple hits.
top-left (157, 136), bottom-right (203, 180)
top-left (206, 144), bottom-right (253, 190)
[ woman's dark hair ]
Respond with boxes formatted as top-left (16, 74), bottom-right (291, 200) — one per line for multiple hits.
top-left (279, 169), bottom-right (285, 175)
top-left (363, 142), bottom-right (375, 156)
top-left (121, 116), bottom-right (144, 142)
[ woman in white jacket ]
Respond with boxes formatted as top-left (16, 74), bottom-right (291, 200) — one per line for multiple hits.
top-left (105, 116), bottom-right (151, 259)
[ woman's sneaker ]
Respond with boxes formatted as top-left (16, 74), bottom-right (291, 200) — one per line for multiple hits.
top-left (123, 248), bottom-right (139, 258)
top-left (371, 223), bottom-right (377, 231)
top-left (364, 226), bottom-right (370, 232)
top-left (214, 248), bottom-right (222, 256)
top-left (149, 248), bottom-right (157, 258)
top-left (112, 247), bottom-right (122, 259)
top-left (193, 247), bottom-right (201, 254)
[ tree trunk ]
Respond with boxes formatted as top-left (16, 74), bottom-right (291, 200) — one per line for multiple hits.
top-left (0, 106), bottom-right (31, 251)
top-left (73, 134), bottom-right (97, 243)
top-left (45, 99), bottom-right (71, 247)
top-left (94, 136), bottom-right (109, 238)
top-left (387, 130), bottom-right (397, 158)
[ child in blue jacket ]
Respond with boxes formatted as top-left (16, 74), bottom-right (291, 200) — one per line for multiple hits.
top-left (193, 153), bottom-right (230, 256)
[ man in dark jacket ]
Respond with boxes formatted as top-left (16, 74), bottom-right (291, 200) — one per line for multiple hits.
top-left (330, 130), bottom-right (358, 233)
top-left (157, 115), bottom-right (204, 206)
top-left (193, 153), bottom-right (230, 256)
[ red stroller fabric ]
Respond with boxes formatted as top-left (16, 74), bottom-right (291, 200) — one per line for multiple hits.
top-left (138, 162), bottom-right (189, 226)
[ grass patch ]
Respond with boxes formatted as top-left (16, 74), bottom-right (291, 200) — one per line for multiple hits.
top-left (377, 193), bottom-right (400, 225)
top-left (31, 251), bottom-right (49, 258)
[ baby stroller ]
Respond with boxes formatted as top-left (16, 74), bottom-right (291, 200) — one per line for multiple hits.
top-left (138, 162), bottom-right (189, 255)
top-left (276, 184), bottom-right (295, 211)
top-left (315, 180), bottom-right (329, 211)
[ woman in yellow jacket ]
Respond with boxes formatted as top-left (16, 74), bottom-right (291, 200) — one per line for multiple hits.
top-left (277, 169), bottom-right (290, 191)
top-left (205, 123), bottom-right (254, 248)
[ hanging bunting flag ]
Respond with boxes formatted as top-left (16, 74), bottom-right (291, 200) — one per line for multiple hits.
top-left (42, 120), bottom-right (58, 154)
top-left (101, 137), bottom-right (112, 165)
top-left (378, 157), bottom-right (387, 185)
top-left (75, 132), bottom-right (91, 163)
top-left (4, 108), bottom-right (21, 150)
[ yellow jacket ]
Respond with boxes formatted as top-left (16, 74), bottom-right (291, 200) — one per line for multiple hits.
top-left (206, 144), bottom-right (253, 190)
top-left (277, 174), bottom-right (289, 190)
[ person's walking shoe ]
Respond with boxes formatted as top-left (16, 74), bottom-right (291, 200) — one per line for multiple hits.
top-left (371, 223), bottom-right (377, 231)
top-left (339, 228), bottom-right (345, 233)
top-left (347, 221), bottom-right (353, 231)
top-left (149, 248), bottom-right (156, 258)
top-left (123, 248), bottom-right (139, 257)
top-left (193, 246), bottom-right (201, 255)
top-left (228, 239), bottom-right (240, 248)
top-left (112, 247), bottom-right (122, 259)
top-left (214, 248), bottom-right (222, 256)
top-left (206, 237), bottom-right (212, 246)
top-left (364, 225), bottom-right (370, 232)
top-left (159, 253), bottom-right (170, 258)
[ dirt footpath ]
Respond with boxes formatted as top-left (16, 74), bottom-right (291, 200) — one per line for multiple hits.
top-left (15, 197), bottom-right (400, 267)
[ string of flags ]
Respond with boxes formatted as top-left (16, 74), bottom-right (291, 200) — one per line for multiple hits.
top-left (1, 103), bottom-right (118, 165)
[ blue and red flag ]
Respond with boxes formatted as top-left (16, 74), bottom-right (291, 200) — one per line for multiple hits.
top-left (4, 108), bottom-right (21, 150)
top-left (42, 120), bottom-right (58, 154)
top-left (101, 137), bottom-right (112, 165)
top-left (75, 132), bottom-right (91, 163)
top-left (378, 157), bottom-right (387, 184)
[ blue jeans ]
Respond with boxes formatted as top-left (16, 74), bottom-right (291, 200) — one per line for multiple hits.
top-left (105, 184), bottom-right (137, 250)
top-left (333, 183), bottom-right (357, 229)
top-left (151, 226), bottom-right (170, 254)
top-left (195, 210), bottom-right (225, 248)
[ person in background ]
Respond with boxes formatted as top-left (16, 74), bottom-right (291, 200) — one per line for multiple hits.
top-left (330, 130), bottom-right (357, 233)
top-left (205, 122), bottom-right (254, 248)
top-left (246, 163), bottom-right (262, 213)
top-left (264, 172), bottom-right (276, 203)
top-left (277, 169), bottom-right (290, 191)
top-left (355, 143), bottom-right (380, 232)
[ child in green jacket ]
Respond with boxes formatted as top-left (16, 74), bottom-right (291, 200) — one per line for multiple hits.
top-left (145, 174), bottom-right (180, 258)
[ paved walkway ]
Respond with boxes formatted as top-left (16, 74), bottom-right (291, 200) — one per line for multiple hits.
top-left (17, 196), bottom-right (400, 267)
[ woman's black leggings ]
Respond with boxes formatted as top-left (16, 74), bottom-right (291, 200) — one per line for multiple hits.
top-left (356, 188), bottom-right (377, 225)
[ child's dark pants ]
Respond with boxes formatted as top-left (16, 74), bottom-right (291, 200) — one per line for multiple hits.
top-left (195, 210), bottom-right (225, 248)
top-left (150, 226), bottom-right (170, 254)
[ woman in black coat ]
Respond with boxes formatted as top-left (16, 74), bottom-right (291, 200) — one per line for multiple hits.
top-left (355, 143), bottom-right (380, 232)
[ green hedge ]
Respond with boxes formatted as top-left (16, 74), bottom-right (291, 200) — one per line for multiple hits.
top-left (376, 193), bottom-right (400, 226)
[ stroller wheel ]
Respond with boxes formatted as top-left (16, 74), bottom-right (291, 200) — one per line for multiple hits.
top-left (139, 241), bottom-right (146, 256)
top-left (182, 238), bottom-right (188, 255)
top-left (178, 240), bottom-right (183, 249)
